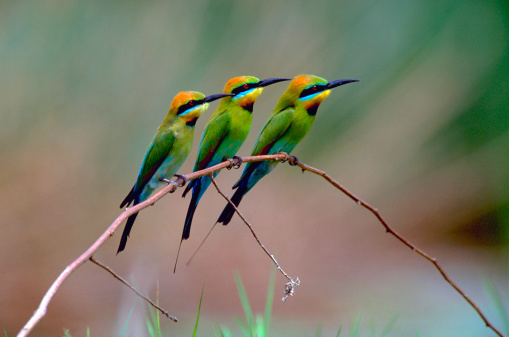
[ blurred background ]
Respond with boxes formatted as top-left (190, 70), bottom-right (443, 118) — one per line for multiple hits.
top-left (1, 0), bottom-right (508, 336)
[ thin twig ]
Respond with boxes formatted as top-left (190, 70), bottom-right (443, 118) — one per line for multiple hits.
top-left (287, 155), bottom-right (505, 337)
top-left (17, 153), bottom-right (505, 337)
top-left (16, 154), bottom-right (286, 337)
top-left (207, 174), bottom-right (300, 302)
top-left (89, 256), bottom-right (177, 322)
top-left (185, 222), bottom-right (218, 268)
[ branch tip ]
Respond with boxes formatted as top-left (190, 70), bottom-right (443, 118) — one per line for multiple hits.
top-left (17, 153), bottom-right (505, 337)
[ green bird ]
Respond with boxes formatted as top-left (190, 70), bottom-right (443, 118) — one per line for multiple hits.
top-left (118, 91), bottom-right (232, 254)
top-left (216, 74), bottom-right (359, 225)
top-left (181, 76), bottom-right (290, 241)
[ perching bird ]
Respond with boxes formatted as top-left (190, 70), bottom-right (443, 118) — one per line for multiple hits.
top-left (216, 74), bottom-right (359, 225)
top-left (181, 76), bottom-right (290, 241)
top-left (117, 91), bottom-right (232, 254)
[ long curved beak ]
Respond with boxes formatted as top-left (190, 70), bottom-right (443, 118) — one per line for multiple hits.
top-left (258, 77), bottom-right (291, 87)
top-left (326, 79), bottom-right (360, 89)
top-left (203, 93), bottom-right (235, 103)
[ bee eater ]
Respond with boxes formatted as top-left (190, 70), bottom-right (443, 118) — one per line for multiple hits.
top-left (216, 74), bottom-right (359, 225)
top-left (117, 91), bottom-right (232, 254)
top-left (181, 76), bottom-right (290, 242)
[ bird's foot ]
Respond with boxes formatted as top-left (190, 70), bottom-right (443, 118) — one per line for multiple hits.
top-left (160, 177), bottom-right (178, 193)
top-left (224, 156), bottom-right (242, 170)
top-left (231, 156), bottom-right (242, 169)
top-left (160, 178), bottom-right (172, 184)
top-left (288, 155), bottom-right (299, 166)
top-left (173, 174), bottom-right (188, 187)
top-left (276, 152), bottom-right (290, 163)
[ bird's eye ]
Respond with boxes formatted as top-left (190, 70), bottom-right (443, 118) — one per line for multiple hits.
top-left (232, 83), bottom-right (252, 95)
top-left (299, 84), bottom-right (325, 98)
top-left (177, 100), bottom-right (200, 115)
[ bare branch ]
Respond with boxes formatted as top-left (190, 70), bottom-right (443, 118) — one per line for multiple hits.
top-left (287, 155), bottom-right (506, 337)
top-left (16, 154), bottom-right (287, 337)
top-left (89, 256), bottom-right (177, 322)
top-left (207, 174), bottom-right (300, 302)
top-left (17, 152), bottom-right (505, 337)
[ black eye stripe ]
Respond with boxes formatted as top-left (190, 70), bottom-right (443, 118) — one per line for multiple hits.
top-left (231, 82), bottom-right (256, 95)
top-left (177, 99), bottom-right (204, 115)
top-left (299, 84), bottom-right (326, 98)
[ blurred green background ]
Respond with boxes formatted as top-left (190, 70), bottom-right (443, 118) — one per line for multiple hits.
top-left (1, 0), bottom-right (508, 336)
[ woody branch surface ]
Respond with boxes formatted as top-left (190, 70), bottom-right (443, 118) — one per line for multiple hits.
top-left (16, 153), bottom-right (288, 337)
top-left (17, 153), bottom-right (505, 337)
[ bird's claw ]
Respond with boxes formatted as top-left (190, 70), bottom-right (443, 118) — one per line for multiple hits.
top-left (160, 177), bottom-right (178, 193)
top-left (160, 178), bottom-right (172, 184)
top-left (224, 156), bottom-right (242, 170)
top-left (288, 155), bottom-right (299, 166)
top-left (232, 156), bottom-right (242, 169)
top-left (173, 174), bottom-right (188, 187)
top-left (277, 152), bottom-right (290, 163)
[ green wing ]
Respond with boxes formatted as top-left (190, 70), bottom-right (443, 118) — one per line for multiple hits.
top-left (194, 110), bottom-right (231, 171)
top-left (252, 107), bottom-right (294, 156)
top-left (232, 107), bottom-right (294, 189)
top-left (133, 130), bottom-right (176, 196)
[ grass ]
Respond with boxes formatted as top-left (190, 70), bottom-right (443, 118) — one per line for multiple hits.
top-left (59, 273), bottom-right (509, 336)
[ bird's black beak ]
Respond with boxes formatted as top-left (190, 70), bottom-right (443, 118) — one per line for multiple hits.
top-left (257, 77), bottom-right (291, 87)
top-left (326, 79), bottom-right (360, 89)
top-left (203, 93), bottom-right (235, 103)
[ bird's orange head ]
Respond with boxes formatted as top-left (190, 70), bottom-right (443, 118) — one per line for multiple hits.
top-left (220, 76), bottom-right (290, 112)
top-left (167, 91), bottom-right (232, 125)
top-left (279, 74), bottom-right (359, 114)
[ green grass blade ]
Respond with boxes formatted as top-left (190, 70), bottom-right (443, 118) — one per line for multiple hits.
top-left (233, 317), bottom-right (251, 336)
top-left (336, 324), bottom-right (343, 337)
top-left (145, 287), bottom-right (161, 337)
top-left (156, 285), bottom-right (161, 337)
top-left (193, 285), bottom-right (205, 337)
top-left (379, 313), bottom-right (399, 337)
top-left (234, 272), bottom-right (254, 334)
top-left (214, 323), bottom-right (231, 337)
top-left (145, 315), bottom-right (156, 337)
top-left (349, 313), bottom-right (361, 337)
top-left (255, 315), bottom-right (265, 337)
top-left (483, 278), bottom-right (509, 334)
top-left (120, 301), bottom-right (136, 337)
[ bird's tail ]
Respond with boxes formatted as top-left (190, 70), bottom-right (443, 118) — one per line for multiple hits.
top-left (182, 178), bottom-right (194, 198)
top-left (182, 180), bottom-right (201, 240)
top-left (120, 186), bottom-right (135, 208)
top-left (217, 182), bottom-right (248, 225)
top-left (117, 211), bottom-right (139, 254)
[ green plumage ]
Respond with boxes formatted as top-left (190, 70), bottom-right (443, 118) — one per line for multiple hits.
top-left (118, 91), bottom-right (230, 254)
top-left (217, 75), bottom-right (359, 225)
top-left (181, 76), bottom-right (290, 241)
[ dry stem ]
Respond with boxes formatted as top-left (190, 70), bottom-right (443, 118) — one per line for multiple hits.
top-left (208, 174), bottom-right (300, 302)
top-left (89, 256), bottom-right (177, 321)
top-left (16, 153), bottom-right (505, 337)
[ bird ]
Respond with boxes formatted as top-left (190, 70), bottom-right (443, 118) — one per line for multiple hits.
top-left (181, 76), bottom-right (290, 241)
top-left (117, 91), bottom-right (232, 254)
top-left (216, 74), bottom-right (359, 226)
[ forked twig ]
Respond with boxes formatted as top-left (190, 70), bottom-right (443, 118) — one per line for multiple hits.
top-left (208, 174), bottom-right (300, 302)
top-left (17, 153), bottom-right (505, 337)
top-left (17, 154), bottom-right (288, 337)
top-left (285, 155), bottom-right (505, 337)
top-left (89, 256), bottom-right (177, 322)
